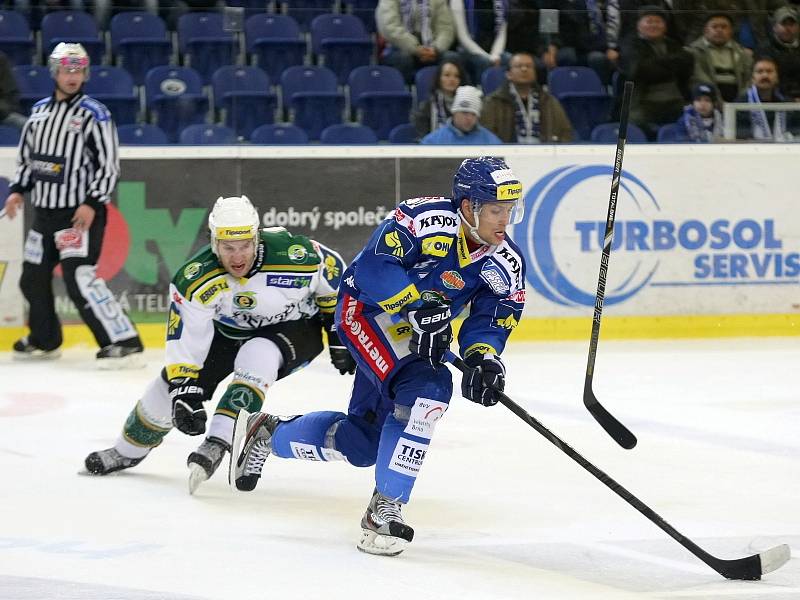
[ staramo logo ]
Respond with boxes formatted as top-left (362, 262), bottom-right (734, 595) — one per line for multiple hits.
top-left (517, 165), bottom-right (799, 307)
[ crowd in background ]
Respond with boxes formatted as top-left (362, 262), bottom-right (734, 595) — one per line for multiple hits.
top-left (1, 0), bottom-right (800, 143)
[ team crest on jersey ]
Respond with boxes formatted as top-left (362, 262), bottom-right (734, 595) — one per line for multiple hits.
top-left (440, 270), bottom-right (465, 290)
top-left (480, 260), bottom-right (511, 296)
top-left (376, 227), bottom-right (413, 260)
top-left (183, 262), bottom-right (202, 280)
top-left (287, 244), bottom-right (307, 263)
top-left (233, 292), bottom-right (257, 309)
top-left (324, 254), bottom-right (340, 281)
top-left (492, 300), bottom-right (522, 330)
top-left (167, 303), bottom-right (183, 340)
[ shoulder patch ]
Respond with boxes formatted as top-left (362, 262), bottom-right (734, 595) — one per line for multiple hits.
top-left (32, 97), bottom-right (51, 109)
top-left (172, 246), bottom-right (220, 296)
top-left (80, 97), bottom-right (111, 122)
top-left (261, 229), bottom-right (320, 268)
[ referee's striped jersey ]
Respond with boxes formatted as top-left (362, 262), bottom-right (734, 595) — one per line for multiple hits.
top-left (10, 92), bottom-right (120, 210)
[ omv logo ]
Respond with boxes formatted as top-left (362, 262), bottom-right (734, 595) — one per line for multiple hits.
top-left (518, 165), bottom-right (659, 307)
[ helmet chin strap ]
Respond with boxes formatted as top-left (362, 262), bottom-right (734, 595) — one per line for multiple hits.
top-left (458, 206), bottom-right (493, 246)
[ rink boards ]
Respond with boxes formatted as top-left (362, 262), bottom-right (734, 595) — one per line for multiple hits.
top-left (0, 144), bottom-right (797, 344)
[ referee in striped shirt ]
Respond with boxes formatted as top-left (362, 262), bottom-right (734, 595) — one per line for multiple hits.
top-left (4, 43), bottom-right (144, 367)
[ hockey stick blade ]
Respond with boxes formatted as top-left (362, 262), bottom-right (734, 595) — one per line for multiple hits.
top-left (582, 79), bottom-right (637, 449)
top-left (446, 350), bottom-right (791, 580)
top-left (584, 383), bottom-right (637, 449)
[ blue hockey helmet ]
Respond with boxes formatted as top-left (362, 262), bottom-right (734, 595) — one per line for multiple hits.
top-left (451, 156), bottom-right (524, 225)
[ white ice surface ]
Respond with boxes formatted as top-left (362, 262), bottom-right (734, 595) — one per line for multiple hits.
top-left (0, 338), bottom-right (798, 600)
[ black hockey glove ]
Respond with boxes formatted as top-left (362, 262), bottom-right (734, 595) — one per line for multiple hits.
top-left (407, 301), bottom-right (453, 367)
top-left (323, 314), bottom-right (356, 375)
top-left (169, 379), bottom-right (207, 435)
top-left (461, 352), bottom-right (505, 407)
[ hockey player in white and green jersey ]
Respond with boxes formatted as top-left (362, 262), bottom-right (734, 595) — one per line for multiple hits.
top-left (84, 196), bottom-right (353, 493)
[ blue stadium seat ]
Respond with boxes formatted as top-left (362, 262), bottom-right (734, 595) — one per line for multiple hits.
top-left (311, 13), bottom-right (373, 85)
top-left (41, 11), bottom-right (104, 66)
top-left (245, 14), bottom-right (307, 85)
top-left (117, 123), bottom-right (169, 145)
top-left (657, 122), bottom-right (689, 143)
top-left (179, 123), bottom-right (238, 144)
top-left (13, 65), bottom-right (52, 115)
top-left (590, 122), bottom-right (648, 144)
top-left (284, 0), bottom-right (336, 31)
top-left (413, 65), bottom-right (437, 107)
top-left (280, 65), bottom-right (344, 140)
top-left (481, 65), bottom-right (506, 96)
top-left (388, 122), bottom-right (417, 143)
top-left (0, 10), bottom-right (35, 66)
top-left (144, 66), bottom-right (210, 143)
top-left (342, 0), bottom-right (378, 33)
top-left (348, 65), bottom-right (413, 140)
top-left (0, 124), bottom-right (21, 145)
top-left (84, 66), bottom-right (139, 125)
top-left (212, 66), bottom-right (277, 139)
top-left (547, 66), bottom-right (611, 140)
top-left (320, 123), bottom-right (377, 144)
top-left (110, 12), bottom-right (172, 86)
top-left (178, 12), bottom-right (238, 84)
top-left (250, 123), bottom-right (309, 144)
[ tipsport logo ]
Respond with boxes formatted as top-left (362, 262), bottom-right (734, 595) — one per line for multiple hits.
top-left (517, 165), bottom-right (799, 307)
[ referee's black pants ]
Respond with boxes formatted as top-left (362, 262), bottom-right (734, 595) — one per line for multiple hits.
top-left (20, 205), bottom-right (142, 351)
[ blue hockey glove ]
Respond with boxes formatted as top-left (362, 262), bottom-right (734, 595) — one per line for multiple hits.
top-left (407, 301), bottom-right (453, 367)
top-left (169, 379), bottom-right (207, 435)
top-left (461, 352), bottom-right (505, 406)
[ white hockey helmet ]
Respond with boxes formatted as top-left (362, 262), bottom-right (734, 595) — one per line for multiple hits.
top-left (48, 43), bottom-right (90, 80)
top-left (208, 195), bottom-right (260, 255)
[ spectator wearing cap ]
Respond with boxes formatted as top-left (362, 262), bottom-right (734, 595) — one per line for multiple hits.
top-left (670, 1), bottom-right (786, 49)
top-left (606, 1), bottom-right (679, 62)
top-left (689, 12), bottom-right (753, 102)
top-left (674, 82), bottom-right (725, 141)
top-left (758, 6), bottom-right (800, 100)
top-left (734, 55), bottom-right (800, 140)
top-left (481, 52), bottom-right (574, 143)
top-left (618, 6), bottom-right (694, 140)
top-left (420, 85), bottom-right (503, 143)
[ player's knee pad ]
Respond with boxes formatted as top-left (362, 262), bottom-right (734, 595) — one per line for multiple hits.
top-left (215, 337), bottom-right (282, 418)
top-left (122, 376), bottom-right (173, 449)
top-left (69, 264), bottom-right (136, 342)
top-left (328, 414), bottom-right (380, 467)
top-left (392, 361), bottom-right (453, 410)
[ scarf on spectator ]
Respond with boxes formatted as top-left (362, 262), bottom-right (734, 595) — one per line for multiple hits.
top-left (681, 105), bottom-right (723, 142)
top-left (429, 90), bottom-right (453, 132)
top-left (510, 83), bottom-right (541, 143)
top-left (746, 85), bottom-right (787, 141)
top-left (465, 0), bottom-right (507, 39)
top-left (401, 0), bottom-right (432, 46)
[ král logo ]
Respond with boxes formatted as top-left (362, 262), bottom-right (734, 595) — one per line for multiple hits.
top-left (518, 165), bottom-right (799, 307)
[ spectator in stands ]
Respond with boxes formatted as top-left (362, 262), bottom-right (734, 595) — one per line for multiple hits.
top-left (450, 0), bottom-right (511, 86)
top-left (534, 0), bottom-right (614, 85)
top-left (618, 6), bottom-right (694, 140)
top-left (376, 0), bottom-right (459, 83)
top-left (758, 6), bottom-right (800, 99)
top-left (481, 51), bottom-right (574, 142)
top-left (420, 84), bottom-right (502, 143)
top-left (606, 1), bottom-right (679, 65)
top-left (734, 54), bottom-right (799, 139)
top-left (0, 52), bottom-right (25, 129)
top-left (413, 59), bottom-right (466, 138)
top-left (674, 82), bottom-right (725, 141)
top-left (688, 12), bottom-right (753, 102)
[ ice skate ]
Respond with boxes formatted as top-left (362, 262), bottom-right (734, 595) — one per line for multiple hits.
top-left (187, 436), bottom-right (230, 495)
top-left (357, 490), bottom-right (414, 556)
top-left (12, 337), bottom-right (61, 361)
top-left (96, 342), bottom-right (145, 370)
top-left (84, 447), bottom-right (146, 475)
top-left (230, 411), bottom-right (282, 492)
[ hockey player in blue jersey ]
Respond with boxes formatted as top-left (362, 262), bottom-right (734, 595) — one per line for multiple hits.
top-left (229, 156), bottom-right (527, 556)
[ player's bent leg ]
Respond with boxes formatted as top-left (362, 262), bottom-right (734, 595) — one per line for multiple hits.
top-left (84, 375), bottom-right (172, 475)
top-left (190, 337), bottom-right (281, 493)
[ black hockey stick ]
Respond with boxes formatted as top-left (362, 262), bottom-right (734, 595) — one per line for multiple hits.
top-left (446, 350), bottom-right (790, 580)
top-left (583, 80), bottom-right (638, 450)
